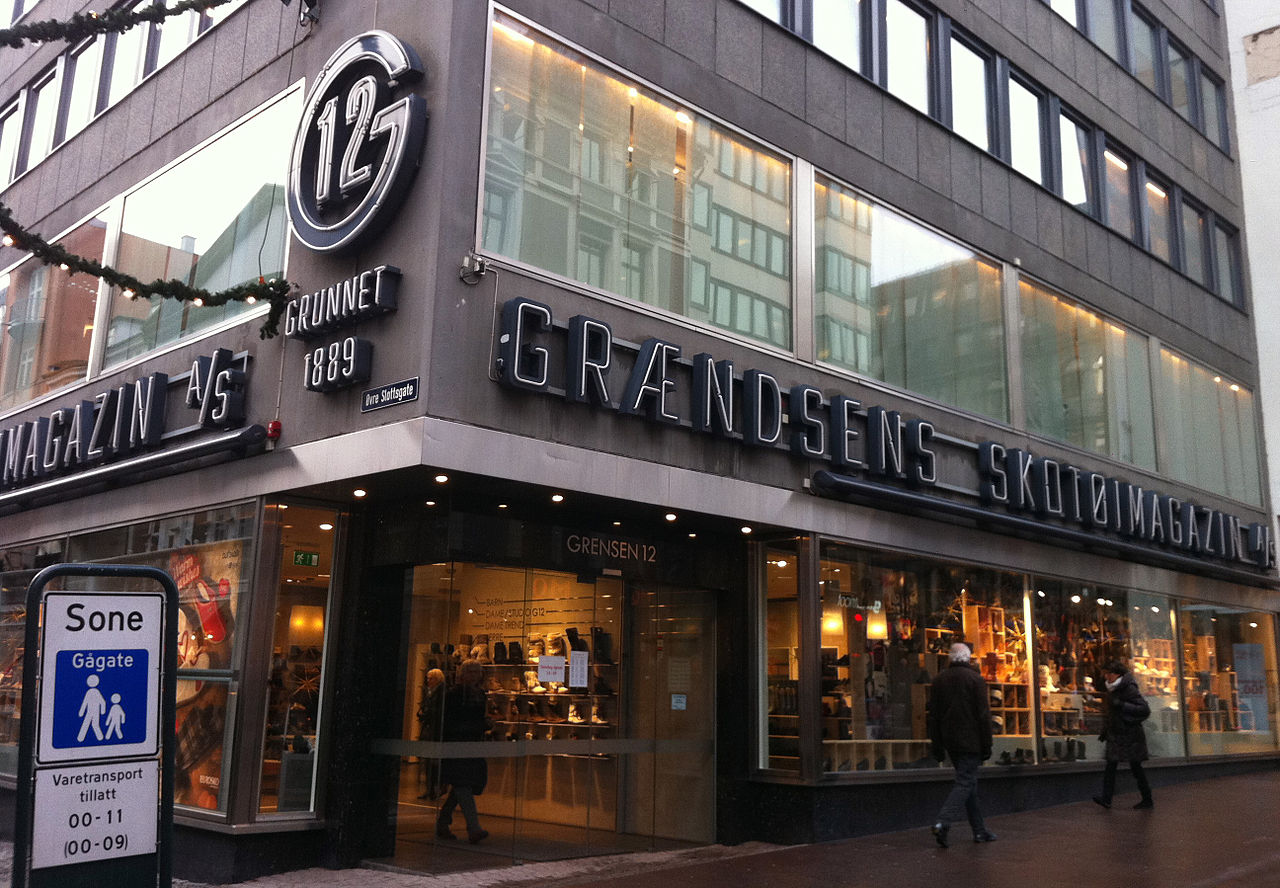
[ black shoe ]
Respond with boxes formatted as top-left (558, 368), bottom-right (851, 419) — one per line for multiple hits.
top-left (1092, 796), bottom-right (1111, 809)
top-left (1133, 799), bottom-right (1154, 810)
top-left (973, 830), bottom-right (998, 843)
top-left (435, 826), bottom-right (457, 840)
top-left (931, 823), bottom-right (949, 848)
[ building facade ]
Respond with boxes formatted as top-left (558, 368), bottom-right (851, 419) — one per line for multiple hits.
top-left (0, 0), bottom-right (1276, 881)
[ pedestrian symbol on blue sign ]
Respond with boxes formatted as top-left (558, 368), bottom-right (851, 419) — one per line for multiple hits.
top-left (51, 650), bottom-right (148, 749)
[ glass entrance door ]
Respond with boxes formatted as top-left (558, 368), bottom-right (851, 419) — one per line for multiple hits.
top-left (374, 565), bottom-right (717, 872)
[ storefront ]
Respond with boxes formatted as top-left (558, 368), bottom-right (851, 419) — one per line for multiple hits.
top-left (0, 0), bottom-right (1275, 883)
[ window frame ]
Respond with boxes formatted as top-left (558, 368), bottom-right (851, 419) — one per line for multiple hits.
top-left (1003, 69), bottom-right (1049, 186)
top-left (1140, 168), bottom-right (1174, 264)
top-left (1127, 4), bottom-right (1165, 98)
top-left (879, 0), bottom-right (937, 117)
top-left (1101, 140), bottom-right (1137, 241)
top-left (945, 26), bottom-right (996, 154)
top-left (1176, 197), bottom-right (1210, 288)
top-left (1052, 104), bottom-right (1098, 217)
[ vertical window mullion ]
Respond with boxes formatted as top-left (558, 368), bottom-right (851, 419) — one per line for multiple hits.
top-left (937, 17), bottom-right (954, 128)
top-left (1045, 95), bottom-right (1064, 197)
top-left (1133, 158), bottom-right (1150, 250)
top-left (993, 57), bottom-right (1012, 163)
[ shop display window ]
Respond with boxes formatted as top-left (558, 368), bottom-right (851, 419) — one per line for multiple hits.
top-left (763, 540), bottom-right (801, 771)
top-left (1179, 605), bottom-right (1279, 755)
top-left (68, 503), bottom-right (255, 812)
top-left (258, 504), bottom-right (338, 815)
top-left (0, 540), bottom-right (64, 777)
top-left (817, 543), bottom-right (1028, 773)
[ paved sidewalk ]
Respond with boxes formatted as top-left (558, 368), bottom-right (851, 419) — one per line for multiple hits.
top-left (6, 771), bottom-right (1279, 887)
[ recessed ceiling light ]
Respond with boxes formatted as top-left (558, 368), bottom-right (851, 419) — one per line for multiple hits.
top-left (613, 521), bottom-right (621, 527)
top-left (353, 488), bottom-right (367, 498)
top-left (319, 523), bottom-right (334, 531)
top-left (740, 526), bottom-right (752, 534)
top-left (498, 503), bottom-right (508, 509)
top-left (425, 500), bottom-right (437, 507)
top-left (434, 474), bottom-right (449, 483)
top-left (687, 532), bottom-right (696, 539)
top-left (665, 513), bottom-right (677, 522)
top-left (279, 504), bottom-right (289, 510)
top-left (551, 493), bottom-right (565, 503)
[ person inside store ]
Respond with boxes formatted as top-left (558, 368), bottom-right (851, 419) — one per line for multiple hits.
top-left (435, 658), bottom-right (492, 843)
top-left (1093, 660), bottom-right (1153, 810)
top-left (417, 667), bottom-right (445, 800)
top-left (927, 642), bottom-right (998, 847)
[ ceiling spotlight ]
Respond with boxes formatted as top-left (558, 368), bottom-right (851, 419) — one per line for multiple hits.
top-left (353, 488), bottom-right (367, 498)
top-left (687, 532), bottom-right (697, 539)
top-left (498, 503), bottom-right (508, 509)
top-left (665, 513), bottom-right (677, 522)
top-left (613, 521), bottom-right (621, 527)
top-left (1070, 595), bottom-right (1081, 604)
top-left (434, 474), bottom-right (449, 483)
top-left (425, 500), bottom-right (437, 507)
top-left (279, 504), bottom-right (289, 510)
top-left (319, 523), bottom-right (334, 531)
top-left (551, 493), bottom-right (565, 503)
top-left (740, 526), bottom-right (753, 534)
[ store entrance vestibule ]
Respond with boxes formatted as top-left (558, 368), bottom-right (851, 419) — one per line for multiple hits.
top-left (377, 561), bottom-right (716, 873)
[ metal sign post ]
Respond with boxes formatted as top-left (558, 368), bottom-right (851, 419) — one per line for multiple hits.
top-left (12, 564), bottom-right (178, 888)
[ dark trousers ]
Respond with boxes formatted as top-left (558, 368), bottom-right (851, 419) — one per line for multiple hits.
top-left (936, 753), bottom-right (987, 833)
top-left (1102, 760), bottom-right (1152, 802)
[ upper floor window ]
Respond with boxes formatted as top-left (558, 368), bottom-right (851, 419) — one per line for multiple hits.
top-left (1129, 9), bottom-right (1160, 94)
top-left (483, 14), bottom-right (793, 351)
top-left (1007, 75), bottom-right (1045, 185)
top-left (1102, 145), bottom-right (1134, 240)
top-left (1167, 40), bottom-right (1192, 121)
top-left (21, 70), bottom-right (60, 173)
top-left (64, 38), bottom-right (103, 142)
top-left (1213, 223), bottom-right (1242, 307)
top-left (812, 0), bottom-right (863, 73)
top-left (814, 174), bottom-right (1008, 421)
top-left (1084, 0), bottom-right (1123, 64)
top-left (1058, 112), bottom-right (1094, 214)
top-left (104, 90), bottom-right (297, 366)
top-left (949, 35), bottom-right (991, 151)
top-left (1143, 174), bottom-right (1172, 264)
top-left (884, 0), bottom-right (931, 114)
top-left (1199, 72), bottom-right (1225, 148)
top-left (1179, 200), bottom-right (1209, 287)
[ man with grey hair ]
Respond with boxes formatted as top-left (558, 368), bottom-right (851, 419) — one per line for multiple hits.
top-left (927, 642), bottom-right (997, 847)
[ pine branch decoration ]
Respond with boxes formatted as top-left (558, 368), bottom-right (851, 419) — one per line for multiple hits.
top-left (0, 0), bottom-right (300, 339)
top-left (0, 202), bottom-right (292, 338)
top-left (0, 0), bottom-right (236, 49)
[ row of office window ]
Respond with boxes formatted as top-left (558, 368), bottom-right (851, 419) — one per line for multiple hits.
top-left (736, 0), bottom-right (1243, 307)
top-left (0, 0), bottom-right (247, 188)
top-left (480, 12), bottom-right (1262, 506)
top-left (1048, 0), bottom-right (1229, 149)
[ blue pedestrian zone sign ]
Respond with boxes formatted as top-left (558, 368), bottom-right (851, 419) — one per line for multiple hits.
top-left (50, 650), bottom-right (149, 749)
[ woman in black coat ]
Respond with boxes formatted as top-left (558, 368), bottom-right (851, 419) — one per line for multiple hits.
top-left (435, 659), bottom-right (491, 843)
top-left (1093, 660), bottom-right (1153, 810)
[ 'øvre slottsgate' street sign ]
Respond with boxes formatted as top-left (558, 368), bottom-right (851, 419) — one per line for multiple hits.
top-left (12, 564), bottom-right (178, 888)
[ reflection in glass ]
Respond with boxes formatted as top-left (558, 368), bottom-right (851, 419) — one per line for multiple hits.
top-left (107, 6), bottom-right (147, 107)
top-left (815, 176), bottom-right (1008, 420)
top-left (950, 38), bottom-right (989, 150)
top-left (174, 681), bottom-right (230, 811)
top-left (813, 0), bottom-right (861, 71)
top-left (1180, 606), bottom-right (1278, 755)
top-left (1008, 77), bottom-right (1043, 184)
top-left (104, 89), bottom-right (299, 366)
top-left (1181, 201), bottom-right (1207, 285)
top-left (1157, 348), bottom-right (1261, 505)
top-left (764, 541), bottom-right (801, 771)
top-left (885, 0), bottom-right (929, 114)
top-left (24, 72), bottom-right (60, 171)
top-left (1144, 178), bottom-right (1172, 262)
top-left (1019, 281), bottom-right (1155, 468)
top-left (1130, 12), bottom-right (1159, 93)
top-left (1059, 114), bottom-right (1093, 212)
top-left (1103, 148), bottom-right (1133, 239)
top-left (484, 15), bottom-right (792, 349)
top-left (1127, 592), bottom-right (1184, 759)
top-left (0, 218), bottom-right (107, 411)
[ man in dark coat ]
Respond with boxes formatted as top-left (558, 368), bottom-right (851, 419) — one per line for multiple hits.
top-left (435, 659), bottom-right (491, 843)
top-left (927, 642), bottom-right (997, 847)
top-left (1093, 660), bottom-right (1153, 810)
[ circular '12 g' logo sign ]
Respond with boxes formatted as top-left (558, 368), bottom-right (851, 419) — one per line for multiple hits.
top-left (286, 31), bottom-right (428, 254)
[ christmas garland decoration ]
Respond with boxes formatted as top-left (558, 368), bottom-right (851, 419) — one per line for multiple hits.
top-left (0, 203), bottom-right (292, 338)
top-left (0, 0), bottom-right (236, 49)
top-left (0, 0), bottom-right (299, 338)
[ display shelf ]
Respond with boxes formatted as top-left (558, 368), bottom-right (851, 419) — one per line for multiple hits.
top-left (821, 739), bottom-right (935, 772)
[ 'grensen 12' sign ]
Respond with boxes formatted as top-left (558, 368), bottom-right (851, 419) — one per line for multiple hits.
top-left (286, 31), bottom-right (428, 254)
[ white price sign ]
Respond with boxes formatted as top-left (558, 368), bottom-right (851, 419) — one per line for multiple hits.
top-left (31, 760), bottom-right (159, 869)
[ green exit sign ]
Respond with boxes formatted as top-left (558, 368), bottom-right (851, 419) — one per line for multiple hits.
top-left (294, 551), bottom-right (320, 567)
